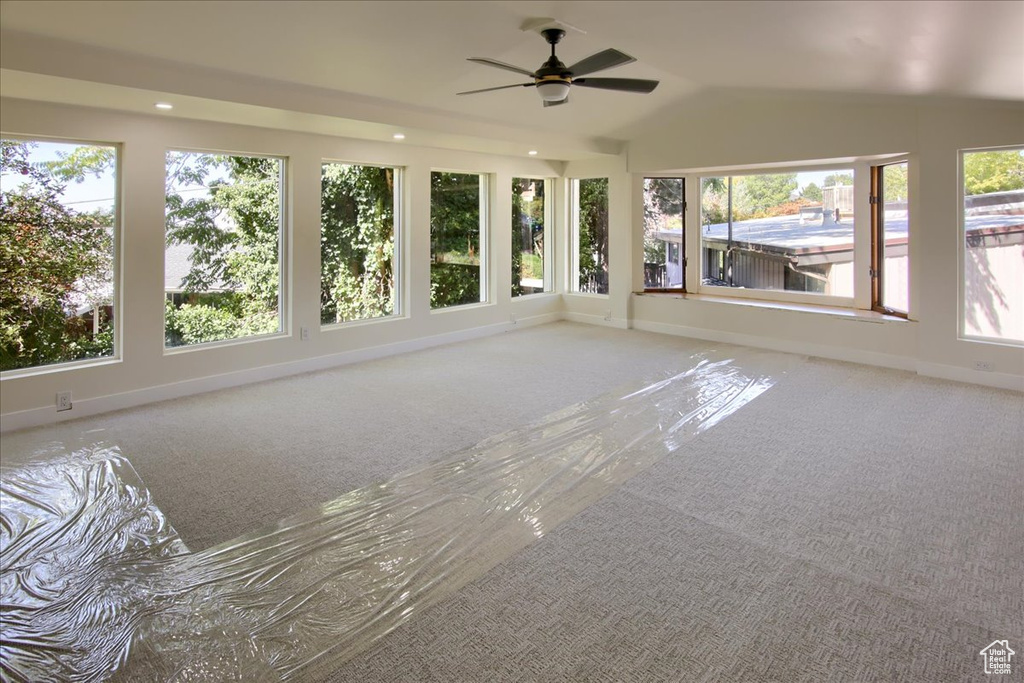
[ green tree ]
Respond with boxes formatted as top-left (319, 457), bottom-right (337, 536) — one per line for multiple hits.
top-left (823, 173), bottom-right (854, 188)
top-left (164, 152), bottom-right (282, 346)
top-left (964, 149), bottom-right (1024, 195)
top-left (430, 172), bottom-right (481, 307)
top-left (321, 164), bottom-right (394, 323)
top-left (801, 182), bottom-right (823, 202)
top-left (0, 141), bottom-right (115, 370)
top-left (577, 178), bottom-right (609, 292)
top-left (882, 164), bottom-right (908, 202)
top-left (733, 173), bottom-right (797, 218)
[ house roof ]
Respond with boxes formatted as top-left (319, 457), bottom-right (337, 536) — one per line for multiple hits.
top-left (1, 1), bottom-right (1022, 160)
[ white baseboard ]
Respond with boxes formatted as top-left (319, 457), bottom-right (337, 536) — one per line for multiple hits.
top-left (633, 318), bottom-right (1023, 391)
top-left (563, 311), bottom-right (629, 329)
top-left (1, 313), bottom-right (560, 433)
top-left (632, 319), bottom-right (917, 372)
top-left (916, 361), bottom-right (1023, 392)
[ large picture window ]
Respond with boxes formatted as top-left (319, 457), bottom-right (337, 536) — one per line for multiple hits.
top-left (164, 151), bottom-right (284, 348)
top-left (321, 163), bottom-right (398, 325)
top-left (962, 147), bottom-right (1024, 343)
top-left (512, 178), bottom-right (548, 296)
top-left (571, 177), bottom-right (609, 294)
top-left (700, 170), bottom-right (855, 299)
top-left (430, 171), bottom-right (487, 309)
top-left (643, 178), bottom-right (685, 291)
top-left (1, 138), bottom-right (118, 372)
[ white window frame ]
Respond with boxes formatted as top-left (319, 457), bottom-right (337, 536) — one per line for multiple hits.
top-left (0, 135), bottom-right (122, 378)
top-left (319, 160), bottom-right (403, 328)
top-left (162, 148), bottom-right (288, 353)
top-left (569, 176), bottom-right (610, 297)
top-left (429, 169), bottom-right (489, 310)
top-left (958, 144), bottom-right (1024, 347)
top-left (691, 161), bottom-right (870, 309)
top-left (511, 176), bottom-right (553, 297)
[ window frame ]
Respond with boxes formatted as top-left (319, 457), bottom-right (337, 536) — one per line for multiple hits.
top-left (870, 159), bottom-right (910, 318)
top-left (569, 176), bottom-right (611, 297)
top-left (642, 176), bottom-right (686, 294)
top-left (693, 161), bottom-right (864, 309)
top-left (958, 144), bottom-right (1024, 346)
top-left (162, 147), bottom-right (288, 353)
top-left (0, 134), bottom-right (123, 378)
top-left (319, 159), bottom-right (403, 328)
top-left (429, 169), bottom-right (489, 310)
top-left (511, 176), bottom-right (553, 297)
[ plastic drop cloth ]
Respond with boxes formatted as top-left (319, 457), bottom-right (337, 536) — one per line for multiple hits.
top-left (1, 348), bottom-right (799, 681)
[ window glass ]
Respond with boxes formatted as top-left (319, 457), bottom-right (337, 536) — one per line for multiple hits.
top-left (512, 178), bottom-right (547, 296)
top-left (164, 151), bottom-right (284, 347)
top-left (321, 163), bottom-right (397, 324)
top-left (572, 177), bottom-right (609, 294)
top-left (1, 139), bottom-right (117, 372)
top-left (876, 162), bottom-right (909, 314)
top-left (643, 178), bottom-right (684, 289)
top-left (962, 148), bottom-right (1024, 343)
top-left (431, 171), bottom-right (485, 308)
top-left (701, 171), bottom-right (855, 297)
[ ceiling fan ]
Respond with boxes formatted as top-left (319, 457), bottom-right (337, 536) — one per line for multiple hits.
top-left (458, 28), bottom-right (659, 107)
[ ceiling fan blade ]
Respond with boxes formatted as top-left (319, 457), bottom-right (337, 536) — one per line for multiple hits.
top-left (467, 57), bottom-right (537, 78)
top-left (566, 48), bottom-right (636, 77)
top-left (543, 95), bottom-right (569, 107)
top-left (457, 83), bottom-right (535, 95)
top-left (573, 78), bottom-right (659, 93)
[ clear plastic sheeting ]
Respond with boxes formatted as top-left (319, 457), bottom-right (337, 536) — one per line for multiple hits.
top-left (1, 348), bottom-right (799, 682)
top-left (1, 444), bottom-right (188, 682)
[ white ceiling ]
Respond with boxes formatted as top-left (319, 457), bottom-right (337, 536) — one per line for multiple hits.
top-left (1, 0), bottom-right (1022, 159)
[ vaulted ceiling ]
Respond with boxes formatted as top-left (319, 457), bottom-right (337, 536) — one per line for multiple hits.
top-left (1, 0), bottom-right (1022, 159)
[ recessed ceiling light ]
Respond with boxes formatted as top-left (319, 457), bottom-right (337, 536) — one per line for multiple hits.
top-left (393, 133), bottom-right (405, 140)
top-left (528, 150), bottom-right (538, 156)
top-left (154, 102), bottom-right (174, 110)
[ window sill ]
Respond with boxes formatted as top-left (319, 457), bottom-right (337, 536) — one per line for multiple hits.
top-left (633, 291), bottom-right (912, 324)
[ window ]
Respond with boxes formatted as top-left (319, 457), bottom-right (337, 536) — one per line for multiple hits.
top-left (512, 178), bottom-right (549, 296)
top-left (431, 171), bottom-right (486, 309)
top-left (164, 151), bottom-right (284, 348)
top-left (571, 177), bottom-right (609, 294)
top-left (321, 162), bottom-right (399, 325)
top-left (1, 138), bottom-right (118, 372)
top-left (871, 161), bottom-right (909, 316)
top-left (700, 170), bottom-right (855, 299)
top-left (961, 147), bottom-right (1024, 344)
top-left (643, 178), bottom-right (685, 291)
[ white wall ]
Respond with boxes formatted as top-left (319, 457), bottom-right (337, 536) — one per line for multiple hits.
top-left (567, 93), bottom-right (1024, 389)
top-left (0, 98), bottom-right (565, 429)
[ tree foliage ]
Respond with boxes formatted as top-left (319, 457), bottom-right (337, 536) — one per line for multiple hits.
top-left (321, 163), bottom-right (394, 323)
top-left (732, 173), bottom-right (798, 218)
top-left (964, 149), bottom-right (1024, 196)
top-left (577, 177), bottom-right (609, 292)
top-left (643, 178), bottom-right (683, 264)
top-left (430, 172), bottom-right (481, 307)
top-left (0, 140), bottom-right (114, 371)
top-left (163, 153), bottom-right (282, 346)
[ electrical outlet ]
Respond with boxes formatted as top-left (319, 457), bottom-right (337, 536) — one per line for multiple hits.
top-left (973, 360), bottom-right (994, 372)
top-left (511, 313), bottom-right (518, 325)
top-left (56, 391), bottom-right (72, 412)
top-left (300, 326), bottom-right (309, 341)
top-left (604, 310), bottom-right (612, 322)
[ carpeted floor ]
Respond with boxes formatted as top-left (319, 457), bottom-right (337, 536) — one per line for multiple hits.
top-left (4, 322), bottom-right (1022, 681)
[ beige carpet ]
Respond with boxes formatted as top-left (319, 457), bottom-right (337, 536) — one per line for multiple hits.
top-left (4, 322), bottom-right (1022, 681)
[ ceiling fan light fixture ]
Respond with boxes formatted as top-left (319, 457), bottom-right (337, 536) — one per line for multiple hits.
top-left (536, 81), bottom-right (570, 102)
